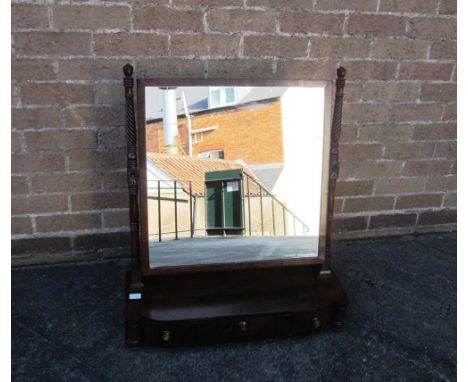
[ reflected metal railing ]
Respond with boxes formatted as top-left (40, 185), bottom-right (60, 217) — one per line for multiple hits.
top-left (147, 175), bottom-right (309, 242)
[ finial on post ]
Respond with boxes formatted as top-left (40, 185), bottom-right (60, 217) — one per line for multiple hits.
top-left (123, 64), bottom-right (134, 78)
top-left (337, 66), bottom-right (346, 78)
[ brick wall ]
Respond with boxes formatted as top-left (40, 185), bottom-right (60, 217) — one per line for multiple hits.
top-left (11, 0), bottom-right (456, 265)
top-left (147, 99), bottom-right (284, 164)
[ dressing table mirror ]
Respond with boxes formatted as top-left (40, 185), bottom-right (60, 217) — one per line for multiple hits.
top-left (123, 65), bottom-right (348, 347)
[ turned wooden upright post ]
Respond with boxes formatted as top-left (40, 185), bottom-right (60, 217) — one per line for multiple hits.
top-left (123, 64), bottom-right (140, 268)
top-left (324, 67), bottom-right (346, 269)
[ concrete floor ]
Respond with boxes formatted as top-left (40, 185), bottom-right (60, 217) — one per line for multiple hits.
top-left (12, 233), bottom-right (456, 381)
top-left (149, 236), bottom-right (319, 268)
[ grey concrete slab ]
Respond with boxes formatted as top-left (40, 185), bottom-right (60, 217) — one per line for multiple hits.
top-left (149, 236), bottom-right (319, 268)
top-left (12, 233), bottom-right (456, 382)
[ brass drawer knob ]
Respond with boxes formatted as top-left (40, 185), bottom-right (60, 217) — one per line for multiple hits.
top-left (238, 321), bottom-right (248, 332)
top-left (313, 317), bottom-right (321, 329)
top-left (162, 330), bottom-right (171, 341)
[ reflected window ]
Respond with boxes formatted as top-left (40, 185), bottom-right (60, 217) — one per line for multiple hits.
top-left (209, 87), bottom-right (236, 108)
top-left (198, 149), bottom-right (225, 159)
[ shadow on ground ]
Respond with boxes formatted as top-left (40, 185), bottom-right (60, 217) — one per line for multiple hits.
top-left (12, 233), bottom-right (456, 381)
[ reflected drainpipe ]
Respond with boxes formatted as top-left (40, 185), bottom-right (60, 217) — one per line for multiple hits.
top-left (161, 87), bottom-right (178, 155)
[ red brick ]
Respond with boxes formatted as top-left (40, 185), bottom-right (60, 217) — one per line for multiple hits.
top-left (71, 191), bottom-right (128, 211)
top-left (343, 196), bottom-right (394, 212)
top-left (426, 175), bottom-right (456, 192)
top-left (395, 193), bottom-right (443, 209)
top-left (363, 82), bottom-right (420, 102)
top-left (340, 160), bottom-right (403, 179)
top-left (407, 17), bottom-right (456, 40)
top-left (58, 59), bottom-right (129, 81)
top-left (383, 142), bottom-right (434, 160)
top-left (137, 58), bottom-right (206, 78)
top-left (12, 176), bottom-right (29, 195)
top-left (53, 5), bottom-right (130, 30)
top-left (310, 37), bottom-right (370, 58)
top-left (22, 83), bottom-right (94, 106)
top-left (94, 33), bottom-right (168, 56)
top-left (175, 0), bottom-right (242, 5)
top-left (208, 9), bottom-right (275, 33)
top-left (12, 152), bottom-right (65, 174)
top-left (332, 216), bottom-right (368, 234)
top-left (335, 180), bottom-right (374, 197)
top-left (340, 61), bottom-right (397, 80)
top-left (374, 177), bottom-right (426, 194)
top-left (95, 84), bottom-right (125, 106)
top-left (207, 59), bottom-right (274, 79)
top-left (402, 160), bottom-right (452, 176)
top-left (73, 232), bottom-right (129, 251)
top-left (244, 36), bottom-right (308, 58)
top-left (359, 124), bottom-right (414, 142)
top-left (420, 83), bottom-right (456, 102)
top-left (12, 4), bottom-right (49, 29)
top-left (433, 141), bottom-right (456, 159)
top-left (340, 124), bottom-right (359, 142)
top-left (134, 6), bottom-right (203, 32)
top-left (65, 106), bottom-right (125, 128)
top-left (339, 143), bottom-right (382, 160)
top-left (443, 104), bottom-right (456, 121)
top-left (12, 237), bottom-right (71, 255)
top-left (430, 41), bottom-right (456, 60)
top-left (25, 130), bottom-right (97, 151)
top-left (371, 39), bottom-right (429, 59)
top-left (12, 194), bottom-right (68, 215)
top-left (418, 209), bottom-right (456, 225)
top-left (280, 11), bottom-right (344, 34)
top-left (439, 0), bottom-right (456, 15)
top-left (68, 150), bottom-right (126, 171)
top-left (12, 108), bottom-right (61, 130)
top-left (380, 0), bottom-right (439, 13)
top-left (390, 104), bottom-right (444, 122)
top-left (171, 35), bottom-right (240, 57)
top-left (412, 123), bottom-right (456, 140)
top-left (13, 32), bottom-right (92, 56)
top-left (316, 0), bottom-right (377, 11)
top-left (103, 171), bottom-right (127, 190)
top-left (103, 210), bottom-right (129, 228)
top-left (399, 62), bottom-right (453, 81)
top-left (12, 217), bottom-right (33, 235)
top-left (443, 193), bottom-right (456, 208)
top-left (11, 132), bottom-right (23, 153)
top-left (32, 173), bottom-right (102, 193)
top-left (98, 127), bottom-right (126, 149)
top-left (248, 0), bottom-right (314, 8)
top-left (347, 14), bottom-right (406, 36)
top-left (343, 103), bottom-right (391, 123)
top-left (343, 83), bottom-right (363, 102)
top-left (369, 213), bottom-right (417, 229)
top-left (36, 213), bottom-right (101, 232)
top-left (12, 59), bottom-right (56, 81)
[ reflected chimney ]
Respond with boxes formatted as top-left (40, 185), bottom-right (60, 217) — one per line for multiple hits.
top-left (161, 87), bottom-right (178, 154)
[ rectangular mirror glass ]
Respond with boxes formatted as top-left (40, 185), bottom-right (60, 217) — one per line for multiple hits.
top-left (138, 81), bottom-right (331, 273)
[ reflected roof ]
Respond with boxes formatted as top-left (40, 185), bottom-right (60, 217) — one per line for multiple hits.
top-left (146, 86), bottom-right (287, 121)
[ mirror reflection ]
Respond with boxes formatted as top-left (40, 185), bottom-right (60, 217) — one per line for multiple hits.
top-left (144, 85), bottom-right (328, 268)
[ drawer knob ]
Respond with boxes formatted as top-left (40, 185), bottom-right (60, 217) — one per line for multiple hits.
top-left (238, 321), bottom-right (248, 332)
top-left (313, 317), bottom-right (321, 329)
top-left (162, 330), bottom-right (171, 341)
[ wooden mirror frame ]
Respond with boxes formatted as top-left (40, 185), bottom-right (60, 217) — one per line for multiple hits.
top-left (123, 65), bottom-right (346, 277)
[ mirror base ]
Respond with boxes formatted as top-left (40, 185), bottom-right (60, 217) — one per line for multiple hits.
top-left (124, 266), bottom-right (347, 347)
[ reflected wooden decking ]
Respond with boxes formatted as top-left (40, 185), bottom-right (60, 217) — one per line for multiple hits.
top-left (149, 236), bottom-right (319, 268)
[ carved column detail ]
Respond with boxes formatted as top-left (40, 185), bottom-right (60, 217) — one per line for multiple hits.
top-left (123, 64), bottom-right (140, 267)
top-left (325, 67), bottom-right (346, 265)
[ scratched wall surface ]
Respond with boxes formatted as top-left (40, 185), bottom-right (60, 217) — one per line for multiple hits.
top-left (11, 0), bottom-right (456, 265)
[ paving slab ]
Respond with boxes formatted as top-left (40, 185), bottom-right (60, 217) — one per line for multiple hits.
top-left (12, 233), bottom-right (456, 381)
